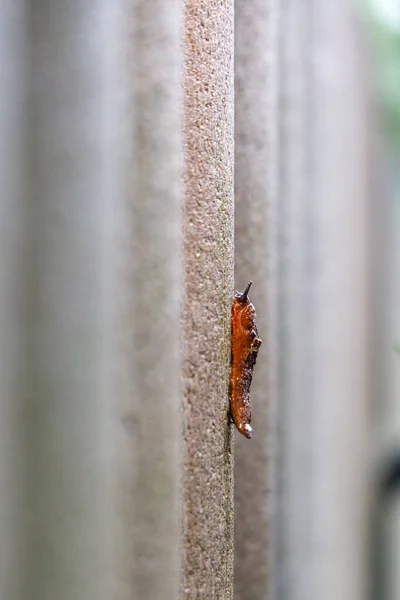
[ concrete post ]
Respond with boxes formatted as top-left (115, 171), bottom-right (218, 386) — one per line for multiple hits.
top-left (181, 1), bottom-right (235, 598)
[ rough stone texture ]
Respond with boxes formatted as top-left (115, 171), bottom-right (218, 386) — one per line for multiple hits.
top-left (182, 1), bottom-right (234, 599)
top-left (233, 1), bottom-right (276, 599)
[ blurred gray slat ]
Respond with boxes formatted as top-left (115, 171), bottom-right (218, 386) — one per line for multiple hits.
top-left (272, 2), bottom-right (372, 600)
top-left (234, 1), bottom-right (277, 599)
top-left (28, 2), bottom-right (181, 600)
top-left (127, 1), bottom-right (182, 599)
top-left (0, 2), bottom-right (29, 599)
top-left (29, 3), bottom-right (130, 599)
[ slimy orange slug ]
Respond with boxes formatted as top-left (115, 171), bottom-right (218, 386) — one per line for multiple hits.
top-left (229, 281), bottom-right (262, 439)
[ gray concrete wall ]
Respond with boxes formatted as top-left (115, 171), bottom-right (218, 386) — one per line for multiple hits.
top-left (0, 2), bottom-right (379, 599)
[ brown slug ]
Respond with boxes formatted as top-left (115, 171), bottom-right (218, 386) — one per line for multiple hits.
top-left (229, 281), bottom-right (262, 439)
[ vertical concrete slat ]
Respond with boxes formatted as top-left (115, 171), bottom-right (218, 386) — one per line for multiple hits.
top-left (0, 2), bottom-right (29, 599)
top-left (124, 1), bottom-right (182, 599)
top-left (271, 1), bottom-right (315, 597)
top-left (233, 1), bottom-right (278, 599)
top-left (311, 5), bottom-right (371, 599)
top-left (28, 3), bottom-right (136, 599)
top-left (182, 1), bottom-right (235, 598)
top-left (272, 1), bottom-right (372, 599)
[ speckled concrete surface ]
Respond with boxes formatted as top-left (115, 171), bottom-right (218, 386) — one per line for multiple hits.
top-left (181, 1), bottom-right (234, 598)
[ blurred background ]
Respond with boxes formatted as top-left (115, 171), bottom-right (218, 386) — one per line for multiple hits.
top-left (362, 2), bottom-right (400, 599)
top-left (0, 1), bottom-right (399, 600)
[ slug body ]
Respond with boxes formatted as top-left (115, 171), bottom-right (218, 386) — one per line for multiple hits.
top-left (230, 281), bottom-right (262, 439)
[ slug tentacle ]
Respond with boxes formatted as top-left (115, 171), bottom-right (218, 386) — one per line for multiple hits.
top-left (240, 281), bottom-right (252, 302)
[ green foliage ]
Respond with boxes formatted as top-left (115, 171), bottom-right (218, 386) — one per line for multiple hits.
top-left (361, 1), bottom-right (400, 153)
